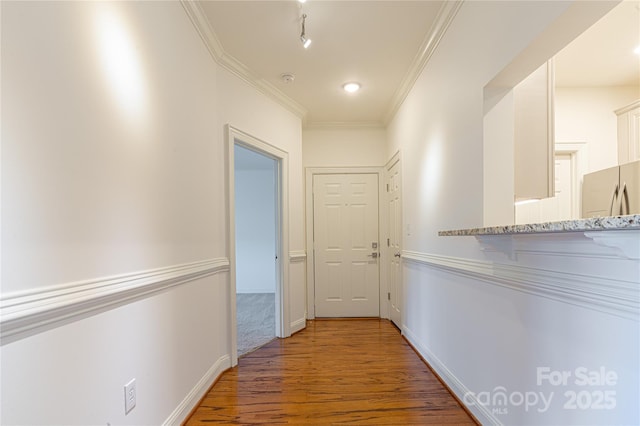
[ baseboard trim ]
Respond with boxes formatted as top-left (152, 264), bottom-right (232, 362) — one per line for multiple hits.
top-left (290, 317), bottom-right (306, 334)
top-left (1, 258), bottom-right (230, 345)
top-left (402, 251), bottom-right (639, 320)
top-left (163, 354), bottom-right (231, 426)
top-left (402, 326), bottom-right (499, 426)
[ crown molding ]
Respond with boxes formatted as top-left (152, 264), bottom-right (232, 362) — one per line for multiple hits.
top-left (383, 0), bottom-right (464, 125)
top-left (614, 99), bottom-right (640, 116)
top-left (303, 121), bottom-right (385, 131)
top-left (180, 0), bottom-right (308, 120)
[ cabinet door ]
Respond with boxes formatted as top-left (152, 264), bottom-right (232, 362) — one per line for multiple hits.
top-left (616, 100), bottom-right (640, 164)
top-left (514, 61), bottom-right (555, 201)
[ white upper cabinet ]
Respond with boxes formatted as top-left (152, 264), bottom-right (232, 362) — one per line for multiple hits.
top-left (514, 61), bottom-right (555, 201)
top-left (616, 100), bottom-right (640, 165)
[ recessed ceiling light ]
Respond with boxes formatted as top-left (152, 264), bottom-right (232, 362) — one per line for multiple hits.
top-left (634, 45), bottom-right (640, 55)
top-left (298, 0), bottom-right (307, 3)
top-left (343, 82), bottom-right (361, 93)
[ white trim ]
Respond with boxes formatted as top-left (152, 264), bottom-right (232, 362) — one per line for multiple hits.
top-left (0, 259), bottom-right (229, 345)
top-left (227, 125), bottom-right (291, 368)
top-left (402, 250), bottom-right (639, 321)
top-left (304, 121), bottom-right (384, 130)
top-left (475, 231), bottom-right (640, 261)
top-left (163, 354), bottom-right (231, 426)
top-left (290, 317), bottom-right (306, 334)
top-left (305, 167), bottom-right (384, 319)
top-left (555, 140), bottom-right (588, 218)
top-left (584, 231), bottom-right (640, 260)
top-left (402, 327), bottom-right (500, 426)
top-left (614, 99), bottom-right (640, 116)
top-left (383, 0), bottom-right (464, 125)
top-left (385, 151), bottom-right (402, 171)
top-left (180, 1), bottom-right (307, 120)
top-left (289, 250), bottom-right (307, 263)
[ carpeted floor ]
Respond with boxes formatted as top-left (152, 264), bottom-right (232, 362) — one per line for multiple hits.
top-left (236, 293), bottom-right (275, 356)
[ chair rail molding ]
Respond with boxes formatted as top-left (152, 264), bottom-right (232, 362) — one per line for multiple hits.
top-left (1, 258), bottom-right (230, 345)
top-left (402, 250), bottom-right (639, 321)
top-left (289, 250), bottom-right (307, 263)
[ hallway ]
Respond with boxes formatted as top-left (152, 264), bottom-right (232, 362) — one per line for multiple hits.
top-left (186, 319), bottom-right (477, 424)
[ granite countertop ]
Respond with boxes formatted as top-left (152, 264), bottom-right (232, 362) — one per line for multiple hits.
top-left (439, 214), bottom-right (640, 236)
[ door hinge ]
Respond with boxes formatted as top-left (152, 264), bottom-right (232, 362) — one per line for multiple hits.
top-left (387, 292), bottom-right (391, 301)
top-left (386, 183), bottom-right (389, 192)
top-left (387, 238), bottom-right (390, 247)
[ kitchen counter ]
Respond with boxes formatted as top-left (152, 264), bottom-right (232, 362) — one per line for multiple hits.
top-left (439, 214), bottom-right (640, 236)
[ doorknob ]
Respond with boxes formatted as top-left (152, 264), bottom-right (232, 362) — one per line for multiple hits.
top-left (394, 252), bottom-right (401, 258)
top-left (368, 252), bottom-right (379, 258)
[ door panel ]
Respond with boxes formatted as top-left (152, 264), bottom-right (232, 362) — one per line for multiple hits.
top-left (387, 160), bottom-right (402, 327)
top-left (313, 174), bottom-right (379, 317)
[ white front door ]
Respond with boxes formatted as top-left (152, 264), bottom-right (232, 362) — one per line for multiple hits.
top-left (386, 160), bottom-right (402, 327)
top-left (313, 173), bottom-right (380, 317)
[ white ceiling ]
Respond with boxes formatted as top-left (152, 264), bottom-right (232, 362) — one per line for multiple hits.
top-left (554, 0), bottom-right (640, 88)
top-left (194, 0), bottom-right (639, 127)
top-left (199, 0), bottom-right (447, 126)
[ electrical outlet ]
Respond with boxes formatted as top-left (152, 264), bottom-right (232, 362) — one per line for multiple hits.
top-left (124, 379), bottom-right (136, 414)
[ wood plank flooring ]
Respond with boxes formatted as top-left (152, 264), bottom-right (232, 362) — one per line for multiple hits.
top-left (185, 319), bottom-right (477, 425)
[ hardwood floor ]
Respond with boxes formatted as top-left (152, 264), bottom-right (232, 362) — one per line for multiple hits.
top-left (185, 319), bottom-right (477, 425)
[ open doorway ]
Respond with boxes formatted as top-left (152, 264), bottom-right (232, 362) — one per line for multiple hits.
top-left (227, 125), bottom-right (290, 366)
top-left (234, 145), bottom-right (276, 356)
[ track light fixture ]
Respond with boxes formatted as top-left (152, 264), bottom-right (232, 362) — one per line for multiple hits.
top-left (300, 13), bottom-right (311, 49)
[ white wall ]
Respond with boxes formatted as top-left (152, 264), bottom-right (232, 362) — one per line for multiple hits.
top-left (303, 126), bottom-right (387, 168)
top-left (483, 91), bottom-right (515, 227)
top-left (388, 0), bottom-right (576, 255)
top-left (555, 86), bottom-right (638, 171)
top-left (0, 1), bottom-right (303, 424)
top-left (387, 1), bottom-right (638, 425)
top-left (235, 148), bottom-right (276, 293)
top-left (216, 67), bottom-right (307, 333)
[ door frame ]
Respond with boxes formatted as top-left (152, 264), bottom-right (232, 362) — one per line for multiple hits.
top-left (305, 167), bottom-right (385, 319)
top-left (555, 141), bottom-right (587, 218)
top-left (227, 125), bottom-right (290, 367)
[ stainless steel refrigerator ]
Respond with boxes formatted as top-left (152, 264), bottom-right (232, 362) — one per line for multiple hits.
top-left (582, 160), bottom-right (640, 218)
